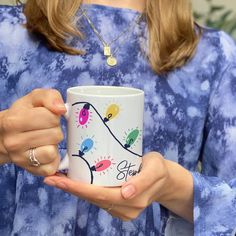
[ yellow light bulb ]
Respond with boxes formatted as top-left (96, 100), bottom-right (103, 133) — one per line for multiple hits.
top-left (105, 104), bottom-right (119, 121)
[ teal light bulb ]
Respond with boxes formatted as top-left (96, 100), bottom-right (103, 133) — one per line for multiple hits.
top-left (125, 129), bottom-right (139, 148)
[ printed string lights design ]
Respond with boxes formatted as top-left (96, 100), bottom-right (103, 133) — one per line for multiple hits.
top-left (73, 101), bottom-right (142, 184)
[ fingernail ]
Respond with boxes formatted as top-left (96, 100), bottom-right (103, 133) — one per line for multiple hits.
top-left (122, 185), bottom-right (136, 199)
top-left (44, 179), bottom-right (56, 187)
top-left (56, 182), bottom-right (67, 190)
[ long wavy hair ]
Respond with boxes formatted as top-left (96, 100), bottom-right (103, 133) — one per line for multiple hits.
top-left (17, 0), bottom-right (201, 74)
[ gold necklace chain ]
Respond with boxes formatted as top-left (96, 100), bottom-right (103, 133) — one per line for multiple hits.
top-left (81, 9), bottom-right (143, 67)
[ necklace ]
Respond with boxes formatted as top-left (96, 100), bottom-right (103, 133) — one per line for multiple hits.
top-left (82, 9), bottom-right (142, 67)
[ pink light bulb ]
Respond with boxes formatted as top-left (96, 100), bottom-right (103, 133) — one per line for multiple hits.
top-left (95, 160), bottom-right (111, 172)
top-left (79, 108), bottom-right (89, 125)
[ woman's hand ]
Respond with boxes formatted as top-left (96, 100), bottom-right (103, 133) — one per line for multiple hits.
top-left (1, 88), bottom-right (66, 176)
top-left (44, 152), bottom-right (171, 221)
top-left (44, 151), bottom-right (194, 222)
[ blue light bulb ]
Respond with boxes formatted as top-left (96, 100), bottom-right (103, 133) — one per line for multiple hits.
top-left (81, 138), bottom-right (94, 153)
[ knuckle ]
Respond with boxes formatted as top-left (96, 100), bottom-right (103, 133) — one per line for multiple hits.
top-left (51, 116), bottom-right (60, 127)
top-left (31, 88), bottom-right (44, 97)
top-left (31, 89), bottom-right (62, 102)
top-left (3, 136), bottom-right (20, 152)
top-left (45, 146), bottom-right (58, 162)
top-left (41, 165), bottom-right (57, 176)
top-left (48, 88), bottom-right (61, 96)
top-left (53, 128), bottom-right (64, 143)
top-left (2, 116), bottom-right (17, 131)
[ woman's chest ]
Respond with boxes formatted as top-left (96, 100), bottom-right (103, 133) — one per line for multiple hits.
top-left (2, 40), bottom-right (212, 170)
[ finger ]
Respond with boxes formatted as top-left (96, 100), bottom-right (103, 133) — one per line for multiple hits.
top-left (121, 152), bottom-right (166, 199)
top-left (10, 145), bottom-right (60, 167)
top-left (27, 156), bottom-right (60, 177)
top-left (2, 107), bottom-right (60, 133)
top-left (44, 175), bottom-right (124, 204)
top-left (26, 145), bottom-right (60, 165)
top-left (31, 89), bottom-right (66, 114)
top-left (3, 127), bottom-right (64, 152)
top-left (12, 88), bottom-right (66, 115)
top-left (44, 174), bottom-right (150, 209)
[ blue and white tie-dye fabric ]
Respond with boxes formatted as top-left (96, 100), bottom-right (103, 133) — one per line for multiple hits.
top-left (0, 4), bottom-right (236, 236)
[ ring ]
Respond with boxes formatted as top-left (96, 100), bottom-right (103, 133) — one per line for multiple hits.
top-left (104, 204), bottom-right (114, 213)
top-left (28, 148), bottom-right (41, 167)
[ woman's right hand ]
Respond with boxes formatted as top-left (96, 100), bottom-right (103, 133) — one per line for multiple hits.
top-left (1, 88), bottom-right (66, 176)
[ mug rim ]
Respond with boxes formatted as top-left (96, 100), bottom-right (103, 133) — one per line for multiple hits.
top-left (67, 86), bottom-right (144, 97)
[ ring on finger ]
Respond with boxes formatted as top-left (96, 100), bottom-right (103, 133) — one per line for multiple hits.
top-left (28, 148), bottom-right (41, 167)
top-left (104, 203), bottom-right (115, 213)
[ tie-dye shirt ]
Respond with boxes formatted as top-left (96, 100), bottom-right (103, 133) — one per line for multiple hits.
top-left (0, 4), bottom-right (236, 236)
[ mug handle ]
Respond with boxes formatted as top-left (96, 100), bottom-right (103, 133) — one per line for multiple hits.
top-left (58, 103), bottom-right (70, 171)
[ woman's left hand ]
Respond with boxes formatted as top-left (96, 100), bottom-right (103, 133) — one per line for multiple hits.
top-left (44, 152), bottom-right (170, 221)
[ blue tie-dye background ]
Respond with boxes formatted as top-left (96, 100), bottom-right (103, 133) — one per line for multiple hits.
top-left (0, 4), bottom-right (236, 236)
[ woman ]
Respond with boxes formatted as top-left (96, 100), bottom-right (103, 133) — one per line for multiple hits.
top-left (0, 0), bottom-right (236, 235)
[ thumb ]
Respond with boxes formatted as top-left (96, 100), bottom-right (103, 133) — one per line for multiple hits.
top-left (29, 88), bottom-right (66, 115)
top-left (121, 152), bottom-right (163, 200)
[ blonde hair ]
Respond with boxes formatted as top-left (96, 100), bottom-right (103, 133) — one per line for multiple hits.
top-left (19, 0), bottom-right (201, 74)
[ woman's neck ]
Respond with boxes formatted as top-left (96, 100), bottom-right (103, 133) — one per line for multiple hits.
top-left (82, 0), bottom-right (146, 12)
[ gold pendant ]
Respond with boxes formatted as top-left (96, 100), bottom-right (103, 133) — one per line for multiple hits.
top-left (104, 46), bottom-right (111, 56)
top-left (107, 56), bottom-right (117, 67)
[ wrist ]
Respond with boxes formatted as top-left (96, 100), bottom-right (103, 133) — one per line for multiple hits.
top-left (158, 160), bottom-right (193, 202)
top-left (156, 160), bottom-right (194, 221)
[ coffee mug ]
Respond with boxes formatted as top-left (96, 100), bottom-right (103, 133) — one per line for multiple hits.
top-left (59, 86), bottom-right (144, 186)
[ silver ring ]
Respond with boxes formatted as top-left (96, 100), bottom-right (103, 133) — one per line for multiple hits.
top-left (28, 148), bottom-right (41, 167)
top-left (104, 204), bottom-right (114, 213)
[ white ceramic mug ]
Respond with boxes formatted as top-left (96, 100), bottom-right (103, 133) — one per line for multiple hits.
top-left (59, 86), bottom-right (144, 186)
